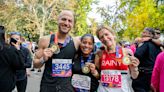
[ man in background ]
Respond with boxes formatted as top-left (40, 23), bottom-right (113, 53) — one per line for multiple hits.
top-left (10, 32), bottom-right (32, 92)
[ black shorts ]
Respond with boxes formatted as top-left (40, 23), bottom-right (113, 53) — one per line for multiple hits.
top-left (40, 84), bottom-right (74, 92)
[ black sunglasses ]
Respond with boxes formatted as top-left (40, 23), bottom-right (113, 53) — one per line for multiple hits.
top-left (155, 32), bottom-right (160, 35)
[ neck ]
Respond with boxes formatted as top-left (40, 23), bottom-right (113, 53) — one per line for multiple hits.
top-left (82, 53), bottom-right (90, 58)
top-left (57, 31), bottom-right (68, 40)
top-left (106, 44), bottom-right (116, 53)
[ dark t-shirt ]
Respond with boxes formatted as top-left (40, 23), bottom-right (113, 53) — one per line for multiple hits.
top-left (135, 41), bottom-right (161, 70)
top-left (72, 54), bottom-right (99, 92)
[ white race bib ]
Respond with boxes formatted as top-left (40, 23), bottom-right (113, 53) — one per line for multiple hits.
top-left (72, 74), bottom-right (91, 90)
top-left (52, 59), bottom-right (72, 77)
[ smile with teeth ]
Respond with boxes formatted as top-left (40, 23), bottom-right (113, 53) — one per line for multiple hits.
top-left (83, 48), bottom-right (90, 51)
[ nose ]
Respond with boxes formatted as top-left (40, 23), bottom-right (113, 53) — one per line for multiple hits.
top-left (102, 35), bottom-right (108, 41)
top-left (64, 20), bottom-right (69, 26)
top-left (84, 43), bottom-right (89, 47)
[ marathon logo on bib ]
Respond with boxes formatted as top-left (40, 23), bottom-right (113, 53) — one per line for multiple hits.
top-left (101, 70), bottom-right (122, 88)
top-left (52, 59), bottom-right (72, 77)
top-left (72, 74), bottom-right (91, 91)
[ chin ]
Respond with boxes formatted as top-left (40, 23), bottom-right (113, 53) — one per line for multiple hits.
top-left (106, 44), bottom-right (113, 48)
top-left (82, 53), bottom-right (90, 57)
top-left (59, 30), bottom-right (69, 34)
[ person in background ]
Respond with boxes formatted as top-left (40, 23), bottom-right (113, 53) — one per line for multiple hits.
top-left (10, 32), bottom-right (32, 92)
top-left (134, 28), bottom-right (163, 49)
top-left (95, 26), bottom-right (139, 92)
top-left (132, 27), bottom-right (161, 92)
top-left (72, 34), bottom-right (99, 92)
top-left (153, 28), bottom-right (163, 51)
top-left (151, 51), bottom-right (164, 92)
top-left (0, 26), bottom-right (24, 92)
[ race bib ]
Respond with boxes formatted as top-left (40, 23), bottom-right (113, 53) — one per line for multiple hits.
top-left (72, 74), bottom-right (91, 91)
top-left (52, 59), bottom-right (72, 77)
top-left (101, 70), bottom-right (122, 88)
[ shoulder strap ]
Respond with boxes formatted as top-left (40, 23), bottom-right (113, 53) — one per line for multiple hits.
top-left (49, 34), bottom-right (55, 46)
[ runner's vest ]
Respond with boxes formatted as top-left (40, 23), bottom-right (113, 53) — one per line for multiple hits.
top-left (97, 48), bottom-right (133, 92)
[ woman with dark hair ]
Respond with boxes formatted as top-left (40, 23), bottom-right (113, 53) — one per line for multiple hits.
top-left (72, 34), bottom-right (99, 92)
top-left (0, 26), bottom-right (24, 92)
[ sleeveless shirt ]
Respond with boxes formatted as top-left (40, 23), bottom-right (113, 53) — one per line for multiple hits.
top-left (97, 48), bottom-right (134, 92)
top-left (41, 34), bottom-right (76, 92)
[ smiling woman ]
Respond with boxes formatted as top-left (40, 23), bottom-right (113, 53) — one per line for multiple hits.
top-left (95, 25), bottom-right (140, 92)
top-left (80, 34), bottom-right (94, 57)
top-left (72, 34), bottom-right (99, 92)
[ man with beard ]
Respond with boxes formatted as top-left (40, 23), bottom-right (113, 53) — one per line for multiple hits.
top-left (33, 10), bottom-right (80, 92)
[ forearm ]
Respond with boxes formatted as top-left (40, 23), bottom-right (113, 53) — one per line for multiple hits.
top-left (33, 48), bottom-right (45, 68)
top-left (129, 66), bottom-right (139, 79)
top-left (91, 70), bottom-right (100, 79)
top-left (33, 57), bottom-right (44, 68)
top-left (152, 39), bottom-right (162, 46)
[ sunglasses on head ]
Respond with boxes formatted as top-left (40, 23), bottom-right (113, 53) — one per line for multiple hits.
top-left (10, 32), bottom-right (21, 36)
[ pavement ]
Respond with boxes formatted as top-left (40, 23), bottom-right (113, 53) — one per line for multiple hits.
top-left (12, 69), bottom-right (43, 92)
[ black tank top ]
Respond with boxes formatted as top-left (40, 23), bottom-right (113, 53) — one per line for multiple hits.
top-left (41, 34), bottom-right (76, 91)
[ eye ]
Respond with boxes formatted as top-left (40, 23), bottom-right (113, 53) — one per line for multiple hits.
top-left (68, 19), bottom-right (72, 23)
top-left (61, 18), bottom-right (66, 21)
top-left (82, 41), bottom-right (87, 44)
top-left (88, 42), bottom-right (93, 46)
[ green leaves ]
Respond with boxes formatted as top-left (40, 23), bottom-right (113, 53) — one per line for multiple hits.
top-left (97, 0), bottom-right (164, 41)
top-left (0, 0), bottom-right (95, 40)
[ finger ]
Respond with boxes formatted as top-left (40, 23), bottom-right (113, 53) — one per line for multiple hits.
top-left (11, 42), bottom-right (16, 46)
top-left (85, 62), bottom-right (92, 66)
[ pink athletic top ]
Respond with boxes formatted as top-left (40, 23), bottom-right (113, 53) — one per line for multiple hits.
top-left (151, 52), bottom-right (164, 92)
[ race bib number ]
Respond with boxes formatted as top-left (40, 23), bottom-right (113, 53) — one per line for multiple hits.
top-left (52, 59), bottom-right (72, 77)
top-left (72, 74), bottom-right (91, 91)
top-left (101, 70), bottom-right (122, 88)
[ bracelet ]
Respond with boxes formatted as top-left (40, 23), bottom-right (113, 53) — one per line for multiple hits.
top-left (40, 57), bottom-right (46, 64)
